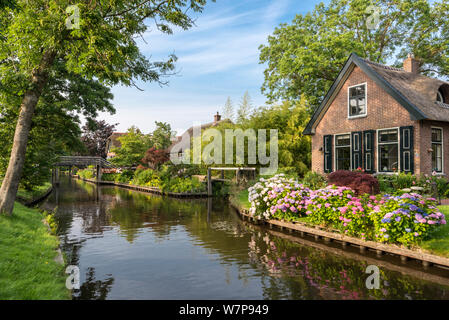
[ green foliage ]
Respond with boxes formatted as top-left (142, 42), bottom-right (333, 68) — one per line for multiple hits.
top-left (245, 98), bottom-right (311, 176)
top-left (161, 176), bottom-right (206, 193)
top-left (236, 91), bottom-right (253, 124)
top-left (111, 126), bottom-right (152, 167)
top-left (151, 121), bottom-right (173, 150)
top-left (222, 96), bottom-right (234, 121)
top-left (259, 0), bottom-right (449, 111)
top-left (302, 171), bottom-right (327, 190)
top-left (0, 203), bottom-right (69, 299)
top-left (131, 168), bottom-right (157, 186)
top-left (77, 168), bottom-right (94, 179)
top-left (377, 173), bottom-right (449, 197)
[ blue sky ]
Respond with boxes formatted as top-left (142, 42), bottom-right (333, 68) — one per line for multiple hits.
top-left (98, 0), bottom-right (325, 135)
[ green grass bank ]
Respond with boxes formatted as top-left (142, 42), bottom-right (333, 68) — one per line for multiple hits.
top-left (0, 202), bottom-right (69, 299)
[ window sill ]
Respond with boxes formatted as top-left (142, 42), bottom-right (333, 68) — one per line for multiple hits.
top-left (348, 114), bottom-right (367, 120)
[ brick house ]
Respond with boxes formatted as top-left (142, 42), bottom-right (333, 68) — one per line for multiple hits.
top-left (303, 53), bottom-right (449, 175)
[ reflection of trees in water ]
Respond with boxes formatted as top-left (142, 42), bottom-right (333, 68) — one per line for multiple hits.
top-left (50, 177), bottom-right (449, 300)
top-left (244, 223), bottom-right (449, 300)
top-left (73, 267), bottom-right (114, 300)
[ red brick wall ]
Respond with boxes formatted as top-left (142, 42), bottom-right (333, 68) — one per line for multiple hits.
top-left (311, 66), bottom-right (421, 174)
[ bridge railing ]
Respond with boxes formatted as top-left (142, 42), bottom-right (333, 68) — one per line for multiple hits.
top-left (55, 156), bottom-right (116, 168)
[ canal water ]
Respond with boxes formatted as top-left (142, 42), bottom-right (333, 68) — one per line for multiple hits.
top-left (42, 176), bottom-right (449, 300)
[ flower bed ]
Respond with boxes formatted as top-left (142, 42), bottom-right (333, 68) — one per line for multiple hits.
top-left (248, 174), bottom-right (446, 246)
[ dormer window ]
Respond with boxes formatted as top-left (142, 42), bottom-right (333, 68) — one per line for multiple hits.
top-left (348, 83), bottom-right (367, 118)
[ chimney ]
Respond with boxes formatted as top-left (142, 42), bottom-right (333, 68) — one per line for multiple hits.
top-left (214, 111), bottom-right (221, 123)
top-left (403, 53), bottom-right (420, 74)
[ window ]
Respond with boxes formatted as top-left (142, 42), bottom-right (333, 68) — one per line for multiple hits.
top-left (378, 129), bottom-right (399, 172)
top-left (432, 128), bottom-right (443, 173)
top-left (335, 134), bottom-right (351, 170)
top-left (437, 90), bottom-right (444, 103)
top-left (348, 84), bottom-right (367, 117)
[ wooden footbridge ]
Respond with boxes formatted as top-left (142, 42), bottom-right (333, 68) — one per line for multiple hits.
top-left (52, 156), bottom-right (116, 184)
top-left (207, 167), bottom-right (256, 196)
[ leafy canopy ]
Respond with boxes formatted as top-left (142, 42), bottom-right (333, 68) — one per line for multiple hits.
top-left (259, 0), bottom-right (449, 112)
top-left (111, 126), bottom-right (152, 167)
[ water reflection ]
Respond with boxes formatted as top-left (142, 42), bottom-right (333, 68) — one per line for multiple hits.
top-left (42, 177), bottom-right (449, 300)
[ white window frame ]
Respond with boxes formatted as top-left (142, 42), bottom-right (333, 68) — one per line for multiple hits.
top-left (334, 133), bottom-right (352, 171)
top-left (431, 126), bottom-right (444, 174)
top-left (376, 127), bottom-right (400, 173)
top-left (348, 82), bottom-right (368, 119)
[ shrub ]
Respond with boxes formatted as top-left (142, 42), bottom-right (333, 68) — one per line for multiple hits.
top-left (248, 174), bottom-right (309, 220)
top-left (162, 177), bottom-right (206, 193)
top-left (302, 171), bottom-right (327, 190)
top-left (305, 186), bottom-right (355, 226)
top-left (132, 168), bottom-right (155, 186)
top-left (78, 168), bottom-right (94, 179)
top-left (373, 193), bottom-right (446, 245)
top-left (248, 175), bottom-right (446, 246)
top-left (114, 170), bottom-right (134, 183)
top-left (328, 170), bottom-right (379, 195)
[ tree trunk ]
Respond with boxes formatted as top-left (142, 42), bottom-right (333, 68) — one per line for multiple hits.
top-left (0, 50), bottom-right (56, 215)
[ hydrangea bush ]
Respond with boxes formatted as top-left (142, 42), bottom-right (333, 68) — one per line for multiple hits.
top-left (248, 174), bottom-right (310, 220)
top-left (373, 193), bottom-right (446, 245)
top-left (248, 175), bottom-right (446, 246)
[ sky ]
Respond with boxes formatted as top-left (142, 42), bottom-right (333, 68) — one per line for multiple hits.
top-left (97, 0), bottom-right (325, 136)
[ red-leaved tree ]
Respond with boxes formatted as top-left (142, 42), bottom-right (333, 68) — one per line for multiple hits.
top-left (141, 147), bottom-right (169, 170)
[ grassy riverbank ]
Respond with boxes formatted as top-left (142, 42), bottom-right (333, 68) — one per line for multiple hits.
top-left (0, 202), bottom-right (69, 299)
top-left (233, 188), bottom-right (449, 258)
top-left (16, 182), bottom-right (52, 203)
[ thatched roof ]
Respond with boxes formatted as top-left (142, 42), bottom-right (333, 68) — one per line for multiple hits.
top-left (362, 58), bottom-right (449, 122)
top-left (107, 132), bottom-right (127, 150)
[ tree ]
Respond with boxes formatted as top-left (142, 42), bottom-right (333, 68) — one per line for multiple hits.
top-left (151, 121), bottom-right (173, 150)
top-left (141, 147), bottom-right (169, 170)
top-left (111, 126), bottom-right (152, 168)
top-left (245, 97), bottom-right (311, 176)
top-left (81, 120), bottom-right (117, 159)
top-left (259, 0), bottom-right (449, 112)
top-left (222, 96), bottom-right (234, 121)
top-left (236, 91), bottom-right (253, 124)
top-left (0, 60), bottom-right (114, 190)
top-left (0, 0), bottom-right (211, 215)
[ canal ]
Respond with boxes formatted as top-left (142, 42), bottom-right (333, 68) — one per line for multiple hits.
top-left (42, 176), bottom-right (449, 300)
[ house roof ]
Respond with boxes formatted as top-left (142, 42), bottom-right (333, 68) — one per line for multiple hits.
top-left (106, 132), bottom-right (127, 149)
top-left (167, 118), bottom-right (233, 152)
top-left (303, 53), bottom-right (449, 135)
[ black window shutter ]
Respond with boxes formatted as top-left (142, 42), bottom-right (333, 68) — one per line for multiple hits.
top-left (351, 131), bottom-right (363, 170)
top-left (363, 130), bottom-right (375, 173)
top-left (323, 135), bottom-right (333, 173)
top-left (400, 126), bottom-right (414, 174)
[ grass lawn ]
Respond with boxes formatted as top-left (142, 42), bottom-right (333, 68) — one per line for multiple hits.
top-left (420, 205), bottom-right (449, 257)
top-left (0, 202), bottom-right (69, 299)
top-left (16, 182), bottom-right (52, 203)
top-left (231, 188), bottom-right (250, 210)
